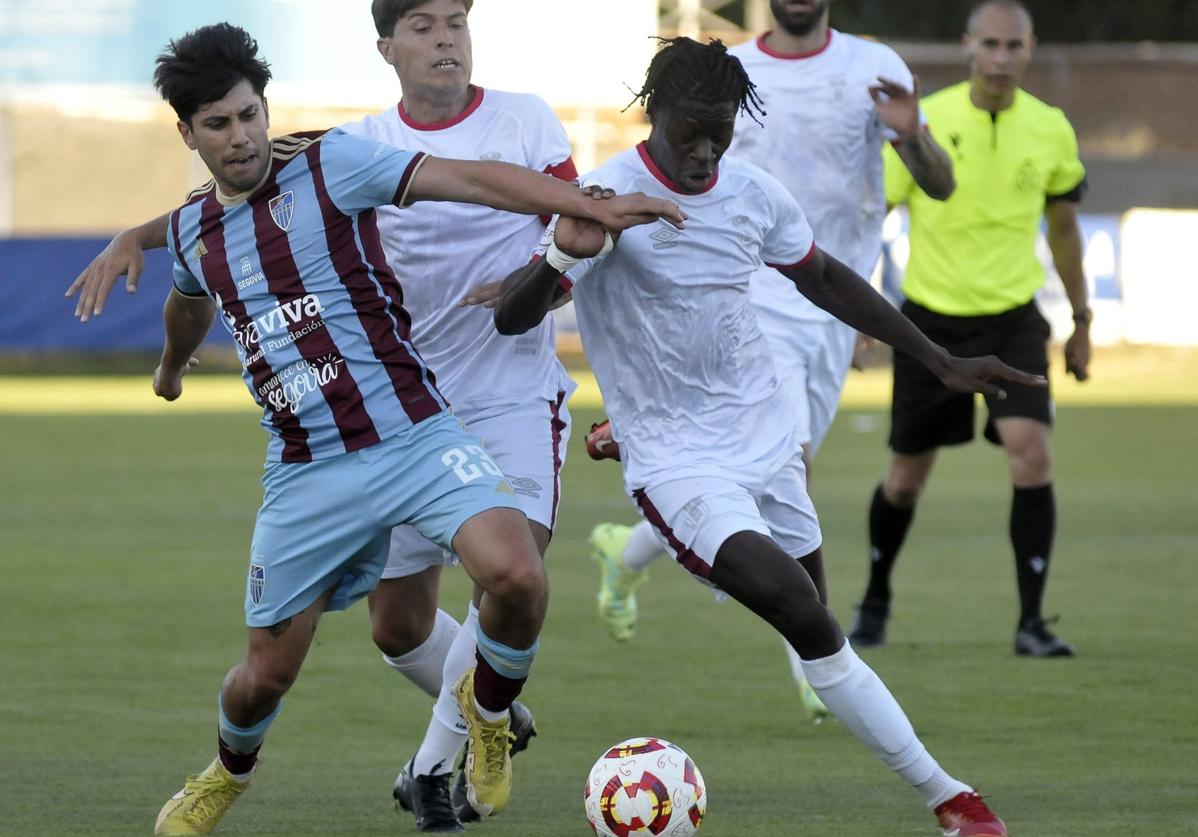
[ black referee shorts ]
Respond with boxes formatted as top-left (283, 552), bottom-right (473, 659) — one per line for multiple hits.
top-left (889, 299), bottom-right (1053, 455)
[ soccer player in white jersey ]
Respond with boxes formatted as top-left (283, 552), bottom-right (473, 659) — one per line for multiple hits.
top-left (351, 1), bottom-right (582, 830)
top-left (493, 38), bottom-right (1018, 836)
top-left (65, 0), bottom-right (599, 830)
top-left (587, 0), bottom-right (957, 722)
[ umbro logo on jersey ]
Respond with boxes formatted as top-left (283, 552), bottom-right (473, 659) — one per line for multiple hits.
top-left (651, 227), bottom-right (681, 250)
top-left (730, 214), bottom-right (754, 246)
top-left (195, 239), bottom-right (208, 259)
top-left (269, 191), bottom-right (295, 232)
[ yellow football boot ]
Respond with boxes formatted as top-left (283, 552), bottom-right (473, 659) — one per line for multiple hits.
top-left (590, 523), bottom-right (649, 642)
top-left (453, 668), bottom-right (515, 817)
top-left (154, 757), bottom-right (249, 835)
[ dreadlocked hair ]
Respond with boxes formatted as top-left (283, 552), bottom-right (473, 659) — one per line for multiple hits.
top-left (627, 37), bottom-right (765, 126)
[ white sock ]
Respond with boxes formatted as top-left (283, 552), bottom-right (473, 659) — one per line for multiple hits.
top-left (380, 609), bottom-right (460, 699)
top-left (472, 697), bottom-right (508, 724)
top-left (411, 713), bottom-right (465, 777)
top-left (782, 640), bottom-right (809, 688)
top-left (623, 520), bottom-right (666, 572)
top-left (801, 641), bottom-right (971, 809)
top-left (430, 602), bottom-right (479, 735)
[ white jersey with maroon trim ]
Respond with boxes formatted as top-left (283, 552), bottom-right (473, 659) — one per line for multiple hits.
top-left (729, 30), bottom-right (920, 323)
top-left (560, 145), bottom-right (816, 491)
top-left (342, 86), bottom-right (577, 409)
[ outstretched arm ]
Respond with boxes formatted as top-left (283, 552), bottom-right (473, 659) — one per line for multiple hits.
top-left (408, 157), bottom-right (684, 233)
top-left (1046, 199), bottom-right (1091, 381)
top-left (66, 212), bottom-right (171, 321)
top-left (871, 76), bottom-right (955, 201)
top-left (779, 249), bottom-right (1044, 398)
top-left (494, 214), bottom-right (612, 336)
top-left (154, 288), bottom-right (216, 402)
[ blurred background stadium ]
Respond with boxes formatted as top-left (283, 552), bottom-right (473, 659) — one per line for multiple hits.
top-left (2, 0), bottom-right (1198, 355)
top-left (1, 2), bottom-right (1195, 835)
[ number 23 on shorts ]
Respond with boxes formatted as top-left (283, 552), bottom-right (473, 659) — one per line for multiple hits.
top-left (442, 445), bottom-right (505, 484)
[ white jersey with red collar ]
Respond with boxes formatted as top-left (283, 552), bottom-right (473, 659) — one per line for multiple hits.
top-left (342, 86), bottom-right (576, 409)
top-left (729, 30), bottom-right (919, 322)
top-left (560, 145), bottom-right (816, 491)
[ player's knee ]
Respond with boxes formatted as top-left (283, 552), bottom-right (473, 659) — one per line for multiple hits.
top-left (370, 608), bottom-right (434, 658)
top-left (882, 478), bottom-right (923, 508)
top-left (1010, 445), bottom-right (1052, 484)
top-left (883, 453), bottom-right (935, 506)
top-left (242, 662), bottom-right (298, 705)
top-left (776, 599), bottom-right (840, 657)
top-left (487, 553), bottom-right (548, 608)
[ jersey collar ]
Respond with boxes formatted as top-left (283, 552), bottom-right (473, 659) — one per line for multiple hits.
top-left (214, 154), bottom-right (275, 207)
top-left (398, 85), bottom-right (485, 131)
top-left (755, 28), bottom-right (833, 60)
top-left (636, 142), bottom-right (720, 195)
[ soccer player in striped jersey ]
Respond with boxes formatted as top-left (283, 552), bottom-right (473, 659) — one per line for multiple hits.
top-left (494, 37), bottom-right (1015, 836)
top-left (115, 24), bottom-right (680, 837)
top-left (68, 1), bottom-right (610, 830)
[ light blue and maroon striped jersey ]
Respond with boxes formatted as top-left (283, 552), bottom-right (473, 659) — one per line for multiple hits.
top-left (167, 128), bottom-right (447, 462)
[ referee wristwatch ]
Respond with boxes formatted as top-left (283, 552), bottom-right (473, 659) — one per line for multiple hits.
top-left (1072, 307), bottom-right (1093, 326)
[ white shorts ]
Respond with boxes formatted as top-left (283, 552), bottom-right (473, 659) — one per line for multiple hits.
top-left (381, 392), bottom-right (571, 580)
top-left (630, 449), bottom-right (822, 584)
top-left (761, 316), bottom-right (856, 456)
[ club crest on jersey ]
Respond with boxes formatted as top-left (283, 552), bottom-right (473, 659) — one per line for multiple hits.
top-left (249, 563), bottom-right (266, 606)
top-left (269, 191), bottom-right (295, 232)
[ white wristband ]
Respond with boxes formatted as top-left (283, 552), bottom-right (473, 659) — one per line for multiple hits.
top-left (545, 231), bottom-right (614, 275)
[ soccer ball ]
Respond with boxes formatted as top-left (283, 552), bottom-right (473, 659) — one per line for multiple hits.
top-left (583, 737), bottom-right (706, 837)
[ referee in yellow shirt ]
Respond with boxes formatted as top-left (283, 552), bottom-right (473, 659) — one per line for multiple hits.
top-left (850, 0), bottom-right (1091, 657)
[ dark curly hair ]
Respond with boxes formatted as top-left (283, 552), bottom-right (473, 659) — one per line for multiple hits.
top-left (153, 23), bottom-right (272, 124)
top-left (628, 37), bottom-right (765, 125)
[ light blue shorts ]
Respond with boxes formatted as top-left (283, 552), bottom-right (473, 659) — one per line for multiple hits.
top-left (244, 411), bottom-right (522, 628)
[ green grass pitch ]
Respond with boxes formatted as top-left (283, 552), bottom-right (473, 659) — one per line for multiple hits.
top-left (1, 403), bottom-right (1195, 835)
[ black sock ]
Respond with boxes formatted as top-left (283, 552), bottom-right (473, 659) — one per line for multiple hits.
top-left (1010, 483), bottom-right (1055, 628)
top-left (863, 484), bottom-right (916, 604)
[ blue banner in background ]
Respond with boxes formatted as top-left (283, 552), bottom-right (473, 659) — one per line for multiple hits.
top-left (0, 0), bottom-right (381, 87)
top-left (0, 238), bottom-right (224, 351)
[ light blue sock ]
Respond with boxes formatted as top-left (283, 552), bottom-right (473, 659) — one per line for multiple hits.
top-left (475, 628), bottom-right (538, 681)
top-left (218, 694), bottom-right (281, 753)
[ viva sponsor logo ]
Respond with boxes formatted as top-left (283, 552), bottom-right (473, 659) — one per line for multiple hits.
top-left (222, 293), bottom-right (326, 353)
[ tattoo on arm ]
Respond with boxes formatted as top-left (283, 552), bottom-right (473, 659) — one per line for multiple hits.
top-left (897, 133), bottom-right (955, 201)
top-left (267, 617), bottom-right (293, 638)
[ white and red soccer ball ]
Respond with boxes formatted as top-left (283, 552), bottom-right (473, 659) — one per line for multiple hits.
top-left (584, 737), bottom-right (706, 837)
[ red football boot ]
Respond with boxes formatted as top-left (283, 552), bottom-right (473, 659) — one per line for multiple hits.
top-left (935, 791), bottom-right (1007, 837)
top-left (585, 419), bottom-right (621, 462)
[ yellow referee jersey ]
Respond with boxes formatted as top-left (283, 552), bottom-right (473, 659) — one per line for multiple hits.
top-left (884, 81), bottom-right (1085, 316)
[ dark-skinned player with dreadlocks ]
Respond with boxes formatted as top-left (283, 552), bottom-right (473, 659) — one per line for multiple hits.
top-left (492, 38), bottom-right (1020, 836)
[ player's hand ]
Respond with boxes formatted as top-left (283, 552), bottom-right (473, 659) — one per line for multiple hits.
top-left (851, 333), bottom-right (875, 371)
top-left (153, 357), bottom-right (199, 401)
top-left (870, 75), bottom-right (921, 140)
top-left (585, 419), bottom-right (621, 462)
top-left (935, 353), bottom-right (1047, 400)
top-left (584, 191), bottom-right (686, 232)
top-left (460, 281), bottom-right (503, 309)
top-left (554, 215), bottom-right (616, 259)
top-left (460, 280), bottom-right (572, 310)
top-left (1064, 326), bottom-right (1091, 382)
top-left (65, 228), bottom-right (146, 322)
